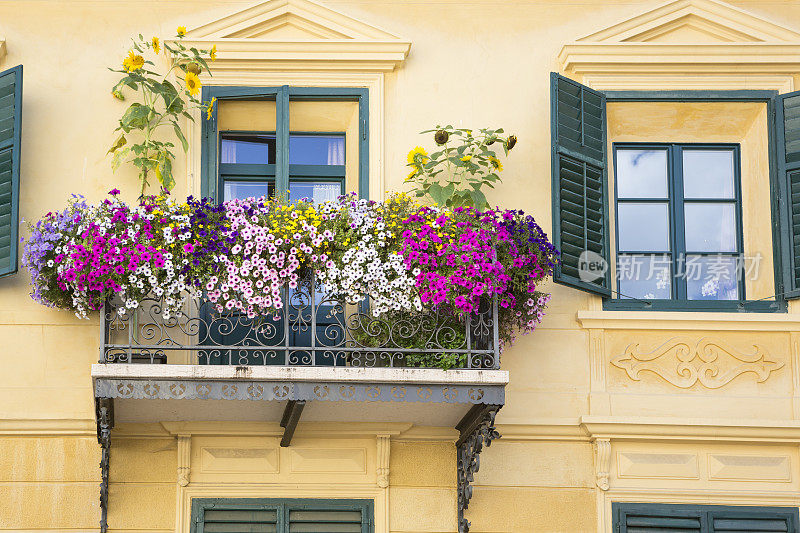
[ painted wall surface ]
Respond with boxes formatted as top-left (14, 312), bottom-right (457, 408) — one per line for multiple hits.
top-left (2, 0), bottom-right (800, 532)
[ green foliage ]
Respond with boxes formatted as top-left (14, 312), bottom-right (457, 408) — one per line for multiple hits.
top-left (405, 125), bottom-right (517, 210)
top-left (108, 31), bottom-right (215, 196)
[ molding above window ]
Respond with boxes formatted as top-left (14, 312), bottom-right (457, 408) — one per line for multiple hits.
top-left (167, 0), bottom-right (411, 73)
top-left (559, 0), bottom-right (800, 93)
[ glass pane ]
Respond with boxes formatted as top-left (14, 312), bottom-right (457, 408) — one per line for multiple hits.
top-left (617, 202), bottom-right (670, 251)
top-left (617, 254), bottom-right (672, 300)
top-left (683, 150), bottom-right (735, 199)
top-left (684, 203), bottom-right (737, 252)
top-left (289, 181), bottom-right (341, 203)
top-left (615, 149), bottom-right (668, 199)
top-left (289, 134), bottom-right (345, 165)
top-left (685, 255), bottom-right (739, 300)
top-left (223, 180), bottom-right (274, 201)
top-left (220, 134), bottom-right (276, 164)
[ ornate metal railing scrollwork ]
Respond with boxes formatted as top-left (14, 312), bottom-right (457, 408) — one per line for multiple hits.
top-left (100, 270), bottom-right (500, 369)
top-left (95, 397), bottom-right (114, 533)
top-left (456, 404), bottom-right (501, 533)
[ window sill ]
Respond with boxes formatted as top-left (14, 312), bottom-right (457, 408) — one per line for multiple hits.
top-left (577, 307), bottom-right (800, 331)
top-left (602, 298), bottom-right (786, 313)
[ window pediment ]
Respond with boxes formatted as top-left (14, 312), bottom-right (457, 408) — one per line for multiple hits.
top-left (169, 0), bottom-right (410, 72)
top-left (559, 0), bottom-right (800, 92)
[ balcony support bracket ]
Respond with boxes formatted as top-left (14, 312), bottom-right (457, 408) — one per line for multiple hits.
top-left (95, 397), bottom-right (114, 533)
top-left (456, 403), bottom-right (501, 533)
top-left (280, 399), bottom-right (306, 447)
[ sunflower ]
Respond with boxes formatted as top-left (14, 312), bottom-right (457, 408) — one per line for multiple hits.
top-left (176, 26), bottom-right (187, 37)
top-left (210, 44), bottom-right (217, 61)
top-left (406, 169), bottom-right (417, 180)
top-left (151, 36), bottom-right (160, 55)
top-left (488, 156), bottom-right (503, 172)
top-left (461, 155), bottom-right (472, 162)
top-left (206, 97), bottom-right (217, 120)
top-left (122, 51), bottom-right (144, 72)
top-left (407, 146), bottom-right (428, 165)
top-left (185, 71), bottom-right (201, 96)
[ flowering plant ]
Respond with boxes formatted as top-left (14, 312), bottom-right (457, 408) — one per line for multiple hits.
top-left (405, 126), bottom-right (517, 209)
top-left (22, 191), bottom-right (557, 360)
top-left (108, 28), bottom-right (216, 195)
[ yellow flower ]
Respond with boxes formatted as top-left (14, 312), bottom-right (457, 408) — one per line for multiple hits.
top-left (461, 155), bottom-right (472, 162)
top-left (151, 36), bottom-right (160, 55)
top-left (206, 97), bottom-right (217, 120)
top-left (489, 156), bottom-right (503, 172)
top-left (185, 71), bottom-right (201, 96)
top-left (176, 26), bottom-right (187, 37)
top-left (407, 169), bottom-right (417, 180)
top-left (407, 146), bottom-right (428, 165)
top-left (210, 44), bottom-right (217, 61)
top-left (122, 51), bottom-right (144, 72)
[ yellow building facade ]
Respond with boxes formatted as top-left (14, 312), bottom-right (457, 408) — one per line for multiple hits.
top-left (3, 0), bottom-right (800, 531)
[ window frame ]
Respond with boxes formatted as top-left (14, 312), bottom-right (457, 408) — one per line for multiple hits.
top-left (201, 85), bottom-right (369, 202)
top-left (602, 90), bottom-right (786, 313)
top-left (611, 142), bottom-right (746, 305)
top-left (190, 497), bottom-right (374, 533)
top-left (613, 502), bottom-right (799, 533)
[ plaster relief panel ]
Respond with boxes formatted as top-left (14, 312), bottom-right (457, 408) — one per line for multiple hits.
top-left (200, 447), bottom-right (279, 474)
top-left (617, 451), bottom-right (699, 480)
top-left (610, 336), bottom-right (784, 389)
top-left (708, 454), bottom-right (791, 482)
top-left (289, 447), bottom-right (367, 474)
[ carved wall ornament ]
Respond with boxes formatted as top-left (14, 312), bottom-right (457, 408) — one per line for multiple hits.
top-left (611, 337), bottom-right (784, 389)
top-left (594, 438), bottom-right (611, 491)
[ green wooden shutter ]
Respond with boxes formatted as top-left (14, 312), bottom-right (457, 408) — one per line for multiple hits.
top-left (614, 503), bottom-right (799, 533)
top-left (776, 90), bottom-right (800, 299)
top-left (192, 499), bottom-right (372, 533)
top-left (0, 65), bottom-right (21, 278)
top-left (550, 72), bottom-right (611, 296)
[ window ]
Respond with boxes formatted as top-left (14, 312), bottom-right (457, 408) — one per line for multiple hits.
top-left (613, 502), bottom-right (799, 533)
top-left (614, 144), bottom-right (743, 302)
top-left (202, 85), bottom-right (368, 202)
top-left (190, 498), bottom-right (373, 533)
top-left (548, 71), bottom-right (800, 312)
top-left (0, 65), bottom-right (22, 278)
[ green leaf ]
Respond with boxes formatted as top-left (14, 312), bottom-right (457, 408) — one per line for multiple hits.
top-left (107, 134), bottom-right (127, 154)
top-left (469, 189), bottom-right (489, 210)
top-left (427, 183), bottom-right (446, 206)
top-left (172, 122), bottom-right (189, 152)
top-left (119, 103), bottom-right (152, 132)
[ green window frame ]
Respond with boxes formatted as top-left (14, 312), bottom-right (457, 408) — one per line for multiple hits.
top-left (190, 498), bottom-right (374, 533)
top-left (201, 85), bottom-right (369, 202)
top-left (609, 143), bottom-right (746, 308)
top-left (613, 502), bottom-right (799, 532)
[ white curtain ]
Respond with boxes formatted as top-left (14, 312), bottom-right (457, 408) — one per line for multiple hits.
top-left (326, 138), bottom-right (345, 165)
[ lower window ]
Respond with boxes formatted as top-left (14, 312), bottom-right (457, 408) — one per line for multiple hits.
top-left (613, 502), bottom-right (799, 533)
top-left (191, 498), bottom-right (373, 532)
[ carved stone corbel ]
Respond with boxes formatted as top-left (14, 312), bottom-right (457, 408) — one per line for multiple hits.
top-left (177, 435), bottom-right (191, 487)
top-left (594, 438), bottom-right (611, 491)
top-left (376, 434), bottom-right (390, 488)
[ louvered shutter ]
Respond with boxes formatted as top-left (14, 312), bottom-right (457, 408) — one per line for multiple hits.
top-left (192, 500), bottom-right (372, 533)
top-left (616, 504), bottom-right (702, 533)
top-left (202, 508), bottom-right (279, 532)
top-left (709, 508), bottom-right (797, 533)
top-left (776, 90), bottom-right (800, 299)
top-left (0, 65), bottom-right (21, 277)
top-left (550, 72), bottom-right (611, 296)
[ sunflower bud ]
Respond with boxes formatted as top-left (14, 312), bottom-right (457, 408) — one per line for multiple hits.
top-left (111, 89), bottom-right (125, 101)
top-left (507, 135), bottom-right (517, 150)
top-left (434, 129), bottom-right (449, 145)
top-left (186, 62), bottom-right (202, 75)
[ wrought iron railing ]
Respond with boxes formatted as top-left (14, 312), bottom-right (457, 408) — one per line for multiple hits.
top-left (100, 271), bottom-right (500, 369)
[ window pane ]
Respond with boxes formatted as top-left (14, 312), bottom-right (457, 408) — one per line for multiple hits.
top-left (289, 135), bottom-right (345, 165)
top-left (223, 180), bottom-right (274, 201)
top-left (683, 150), bottom-right (735, 199)
top-left (685, 255), bottom-right (739, 300)
top-left (684, 203), bottom-right (737, 252)
top-left (220, 134), bottom-right (276, 164)
top-left (289, 181), bottom-right (341, 203)
top-left (617, 254), bottom-right (672, 300)
top-left (616, 149), bottom-right (668, 199)
top-left (617, 202), bottom-right (670, 251)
